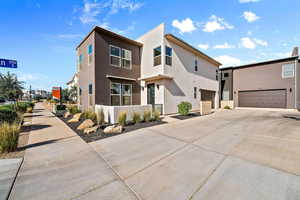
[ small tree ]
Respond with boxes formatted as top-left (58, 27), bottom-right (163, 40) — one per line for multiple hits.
top-left (69, 85), bottom-right (77, 102)
top-left (177, 101), bottom-right (192, 116)
top-left (0, 72), bottom-right (24, 101)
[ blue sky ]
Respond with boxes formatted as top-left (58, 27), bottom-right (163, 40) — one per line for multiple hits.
top-left (0, 0), bottom-right (300, 91)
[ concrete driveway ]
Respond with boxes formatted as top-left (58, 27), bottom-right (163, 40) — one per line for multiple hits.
top-left (90, 109), bottom-right (300, 200)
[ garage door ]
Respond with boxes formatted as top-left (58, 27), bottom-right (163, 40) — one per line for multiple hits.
top-left (238, 89), bottom-right (286, 108)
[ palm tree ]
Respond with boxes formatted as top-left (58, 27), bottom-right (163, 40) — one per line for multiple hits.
top-left (0, 72), bottom-right (24, 101)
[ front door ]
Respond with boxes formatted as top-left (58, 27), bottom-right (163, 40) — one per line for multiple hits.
top-left (147, 83), bottom-right (155, 105)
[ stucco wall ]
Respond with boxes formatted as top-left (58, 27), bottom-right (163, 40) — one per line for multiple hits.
top-left (163, 38), bottom-right (219, 114)
top-left (233, 61), bottom-right (296, 108)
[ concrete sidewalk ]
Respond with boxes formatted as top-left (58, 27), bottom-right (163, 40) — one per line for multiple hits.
top-left (9, 103), bottom-right (137, 200)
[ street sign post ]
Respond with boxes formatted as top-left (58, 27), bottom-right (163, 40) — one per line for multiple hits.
top-left (0, 59), bottom-right (17, 68)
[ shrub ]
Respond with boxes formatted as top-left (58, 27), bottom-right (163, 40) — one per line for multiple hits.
top-left (96, 109), bottom-right (105, 125)
top-left (0, 107), bottom-right (18, 124)
top-left (0, 122), bottom-right (20, 153)
top-left (56, 104), bottom-right (66, 110)
top-left (118, 111), bottom-right (127, 126)
top-left (224, 105), bottom-right (231, 109)
top-left (177, 101), bottom-right (192, 116)
top-left (132, 112), bottom-right (141, 124)
top-left (68, 105), bottom-right (80, 115)
top-left (82, 110), bottom-right (97, 122)
top-left (15, 102), bottom-right (28, 113)
top-left (152, 110), bottom-right (161, 121)
top-left (143, 110), bottom-right (152, 122)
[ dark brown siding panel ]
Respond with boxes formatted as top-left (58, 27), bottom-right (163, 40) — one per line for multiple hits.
top-left (238, 89), bottom-right (286, 108)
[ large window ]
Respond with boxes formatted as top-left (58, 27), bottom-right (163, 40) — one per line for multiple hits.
top-left (195, 59), bottom-right (198, 71)
top-left (122, 84), bottom-right (132, 105)
top-left (87, 44), bottom-right (93, 65)
top-left (88, 84), bottom-right (92, 94)
top-left (282, 63), bottom-right (295, 78)
top-left (110, 82), bottom-right (132, 106)
top-left (110, 45), bottom-right (121, 67)
top-left (153, 46), bottom-right (161, 66)
top-left (110, 45), bottom-right (132, 69)
top-left (165, 46), bottom-right (172, 66)
top-left (122, 49), bottom-right (132, 69)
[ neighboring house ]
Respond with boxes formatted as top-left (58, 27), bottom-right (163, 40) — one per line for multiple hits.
top-left (66, 73), bottom-right (78, 90)
top-left (76, 24), bottom-right (221, 114)
top-left (219, 47), bottom-right (300, 109)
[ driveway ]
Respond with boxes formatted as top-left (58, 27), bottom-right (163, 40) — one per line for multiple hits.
top-left (90, 109), bottom-right (300, 200)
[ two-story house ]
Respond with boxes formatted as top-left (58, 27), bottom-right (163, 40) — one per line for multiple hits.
top-left (76, 24), bottom-right (221, 115)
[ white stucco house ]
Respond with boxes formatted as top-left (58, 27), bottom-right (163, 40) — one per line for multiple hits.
top-left (138, 24), bottom-right (221, 114)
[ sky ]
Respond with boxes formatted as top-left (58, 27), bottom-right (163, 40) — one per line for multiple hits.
top-left (0, 0), bottom-right (300, 91)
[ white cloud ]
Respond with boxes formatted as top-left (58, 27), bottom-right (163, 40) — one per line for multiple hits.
top-left (172, 18), bottom-right (197, 34)
top-left (241, 37), bottom-right (256, 49)
top-left (239, 0), bottom-right (260, 3)
top-left (110, 0), bottom-right (143, 14)
top-left (198, 44), bottom-right (210, 50)
top-left (214, 43), bottom-right (235, 49)
top-left (243, 11), bottom-right (260, 23)
top-left (79, 1), bottom-right (103, 24)
top-left (112, 22), bottom-right (135, 35)
top-left (254, 38), bottom-right (268, 46)
top-left (203, 15), bottom-right (234, 32)
top-left (215, 55), bottom-right (241, 66)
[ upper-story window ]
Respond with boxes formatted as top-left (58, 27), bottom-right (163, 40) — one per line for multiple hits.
top-left (78, 54), bottom-right (83, 70)
top-left (110, 45), bottom-right (121, 67)
top-left (88, 83), bottom-right (93, 94)
top-left (216, 70), bottom-right (219, 80)
top-left (195, 60), bottom-right (198, 71)
top-left (282, 63), bottom-right (295, 78)
top-left (122, 49), bottom-right (132, 69)
top-left (165, 46), bottom-right (172, 66)
top-left (153, 46), bottom-right (161, 66)
top-left (110, 45), bottom-right (132, 69)
top-left (87, 44), bottom-right (93, 65)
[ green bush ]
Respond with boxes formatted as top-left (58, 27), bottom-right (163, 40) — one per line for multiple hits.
top-left (0, 107), bottom-right (18, 124)
top-left (0, 122), bottom-right (20, 153)
top-left (68, 105), bottom-right (80, 115)
top-left (96, 109), bottom-right (105, 125)
top-left (56, 104), bottom-right (66, 110)
top-left (177, 101), bottom-right (192, 116)
top-left (152, 110), bottom-right (161, 121)
top-left (118, 111), bottom-right (127, 126)
top-left (82, 110), bottom-right (97, 122)
top-left (224, 105), bottom-right (231, 109)
top-left (143, 110), bottom-right (152, 122)
top-left (132, 112), bottom-right (141, 124)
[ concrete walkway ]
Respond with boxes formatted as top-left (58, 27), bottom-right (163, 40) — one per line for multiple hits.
top-left (9, 103), bottom-right (138, 200)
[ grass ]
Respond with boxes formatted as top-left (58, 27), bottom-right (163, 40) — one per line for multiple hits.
top-left (0, 122), bottom-right (21, 153)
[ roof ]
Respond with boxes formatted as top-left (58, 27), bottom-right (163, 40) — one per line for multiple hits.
top-left (165, 34), bottom-right (221, 67)
top-left (138, 74), bottom-right (173, 82)
top-left (106, 75), bottom-right (136, 81)
top-left (76, 26), bottom-right (143, 49)
top-left (221, 56), bottom-right (299, 70)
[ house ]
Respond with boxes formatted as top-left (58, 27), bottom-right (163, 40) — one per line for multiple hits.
top-left (219, 47), bottom-right (300, 109)
top-left (66, 73), bottom-right (78, 90)
top-left (76, 24), bottom-right (221, 116)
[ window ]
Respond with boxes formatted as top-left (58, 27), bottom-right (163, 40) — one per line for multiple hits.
top-left (110, 45), bottom-right (121, 67)
top-left (195, 60), bottom-right (198, 71)
top-left (88, 84), bottom-right (92, 94)
top-left (122, 84), bottom-right (132, 105)
top-left (110, 82), bottom-right (132, 106)
top-left (79, 88), bottom-right (82, 96)
top-left (216, 70), bottom-right (219, 80)
top-left (122, 49), bottom-right (132, 69)
top-left (78, 54), bottom-right (83, 70)
top-left (282, 63), bottom-right (295, 78)
top-left (165, 46), bottom-right (172, 65)
top-left (110, 83), bottom-right (121, 105)
top-left (194, 87), bottom-right (197, 99)
top-left (224, 73), bottom-right (229, 78)
top-left (87, 44), bottom-right (93, 65)
top-left (153, 46), bottom-right (161, 66)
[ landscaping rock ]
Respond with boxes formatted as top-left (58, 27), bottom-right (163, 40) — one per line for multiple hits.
top-left (103, 125), bottom-right (123, 134)
top-left (84, 125), bottom-right (99, 134)
top-left (68, 113), bottom-right (82, 123)
top-left (77, 119), bottom-right (94, 131)
top-left (64, 111), bottom-right (71, 118)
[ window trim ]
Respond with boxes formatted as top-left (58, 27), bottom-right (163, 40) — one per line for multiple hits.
top-left (153, 46), bottom-right (162, 66)
top-left (165, 46), bottom-right (172, 66)
top-left (109, 45), bottom-right (121, 68)
top-left (121, 48), bottom-right (132, 70)
top-left (282, 63), bottom-right (295, 78)
top-left (122, 84), bottom-right (132, 105)
top-left (110, 82), bottom-right (133, 106)
top-left (110, 82), bottom-right (121, 106)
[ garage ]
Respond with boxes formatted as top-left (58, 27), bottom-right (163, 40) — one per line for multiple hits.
top-left (238, 89), bottom-right (287, 108)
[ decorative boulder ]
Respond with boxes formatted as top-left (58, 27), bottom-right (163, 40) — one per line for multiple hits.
top-left (68, 113), bottom-right (82, 123)
top-left (103, 125), bottom-right (123, 134)
top-left (64, 111), bottom-right (71, 118)
top-left (84, 125), bottom-right (99, 134)
top-left (77, 119), bottom-right (94, 130)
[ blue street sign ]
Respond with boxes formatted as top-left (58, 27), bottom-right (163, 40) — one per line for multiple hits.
top-left (0, 59), bottom-right (17, 68)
